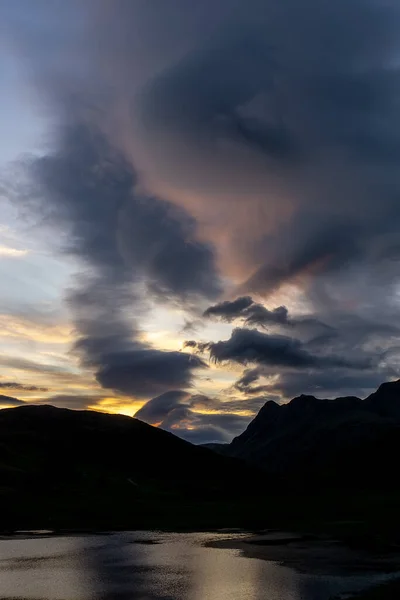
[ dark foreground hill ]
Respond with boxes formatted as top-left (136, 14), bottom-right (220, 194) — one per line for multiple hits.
top-left (0, 405), bottom-right (267, 530)
top-left (215, 380), bottom-right (400, 490)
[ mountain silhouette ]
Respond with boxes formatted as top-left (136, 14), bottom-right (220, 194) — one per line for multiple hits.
top-left (1, 381), bottom-right (400, 531)
top-left (214, 380), bottom-right (400, 490)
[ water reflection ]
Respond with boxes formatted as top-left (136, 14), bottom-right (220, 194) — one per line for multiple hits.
top-left (0, 532), bottom-right (390, 600)
top-left (189, 540), bottom-right (300, 600)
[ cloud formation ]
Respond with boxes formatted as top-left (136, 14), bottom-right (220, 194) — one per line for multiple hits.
top-left (25, 109), bottom-right (214, 399)
top-left (132, 0), bottom-right (400, 293)
top-left (204, 296), bottom-right (329, 333)
top-left (201, 295), bottom-right (400, 400)
top-left (39, 394), bottom-right (101, 410)
top-left (134, 390), bottom-right (265, 443)
top-left (208, 328), bottom-right (370, 370)
top-left (0, 394), bottom-right (25, 407)
top-left (204, 297), bottom-right (254, 321)
top-left (135, 390), bottom-right (191, 425)
top-left (0, 382), bottom-right (48, 392)
top-left (2, 0), bottom-right (400, 425)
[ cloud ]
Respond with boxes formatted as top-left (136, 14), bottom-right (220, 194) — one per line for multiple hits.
top-left (263, 370), bottom-right (392, 400)
top-left (134, 389), bottom-right (262, 443)
top-left (40, 394), bottom-right (102, 410)
top-left (183, 340), bottom-right (211, 354)
top-left (0, 314), bottom-right (72, 344)
top-left (234, 367), bottom-right (270, 394)
top-left (204, 296), bottom-right (329, 333)
top-left (204, 298), bottom-right (400, 399)
top-left (0, 355), bottom-right (73, 375)
top-left (0, 381), bottom-right (48, 392)
top-left (208, 395), bottom-right (274, 415)
top-left (170, 412), bottom-right (250, 444)
top-left (204, 296), bottom-right (254, 321)
top-left (0, 354), bottom-right (96, 389)
top-left (208, 327), bottom-right (370, 370)
top-left (2, 1), bottom-right (222, 401)
top-left (93, 346), bottom-right (207, 401)
top-left (0, 394), bottom-right (25, 407)
top-left (0, 245), bottom-right (28, 257)
top-left (133, 0), bottom-right (400, 295)
top-left (14, 0), bottom-right (400, 298)
top-left (233, 359), bottom-right (398, 400)
top-left (3, 0), bottom-right (400, 406)
top-left (25, 119), bottom-right (215, 399)
top-left (243, 304), bottom-right (290, 328)
top-left (135, 390), bottom-right (190, 425)
top-left (183, 340), bottom-right (198, 349)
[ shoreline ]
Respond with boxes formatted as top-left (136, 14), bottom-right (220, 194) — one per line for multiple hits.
top-left (206, 531), bottom-right (400, 576)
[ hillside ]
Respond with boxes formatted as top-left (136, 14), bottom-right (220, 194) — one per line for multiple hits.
top-left (0, 405), bottom-right (265, 530)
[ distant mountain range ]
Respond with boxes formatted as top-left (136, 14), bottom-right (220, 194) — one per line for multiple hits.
top-left (1, 380), bottom-right (400, 530)
top-left (205, 380), bottom-right (400, 490)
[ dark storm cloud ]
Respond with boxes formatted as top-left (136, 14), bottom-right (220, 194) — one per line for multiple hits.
top-left (208, 328), bottom-right (370, 370)
top-left (33, 124), bottom-right (220, 302)
top-left (183, 340), bottom-right (211, 354)
top-left (0, 382), bottom-right (48, 392)
top-left (243, 304), bottom-right (290, 328)
top-left (204, 296), bottom-right (329, 333)
top-left (229, 308), bottom-right (400, 398)
top-left (97, 351), bottom-right (206, 399)
top-left (235, 368), bottom-right (262, 391)
top-left (234, 367), bottom-right (271, 395)
top-left (233, 361), bottom-right (397, 400)
top-left (203, 296), bottom-right (254, 321)
top-left (183, 340), bottom-right (198, 349)
top-left (203, 297), bottom-right (400, 399)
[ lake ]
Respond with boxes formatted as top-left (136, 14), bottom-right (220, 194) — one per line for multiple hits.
top-left (0, 531), bottom-right (392, 600)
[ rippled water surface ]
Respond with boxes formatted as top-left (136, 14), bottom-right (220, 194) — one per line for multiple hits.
top-left (0, 531), bottom-right (388, 599)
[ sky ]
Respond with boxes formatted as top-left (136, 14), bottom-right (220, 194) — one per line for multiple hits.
top-left (1, 0), bottom-right (400, 443)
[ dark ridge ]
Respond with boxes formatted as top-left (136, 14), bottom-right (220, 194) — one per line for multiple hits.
top-left (223, 380), bottom-right (400, 490)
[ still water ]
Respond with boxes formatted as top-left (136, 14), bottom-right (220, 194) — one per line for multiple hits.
top-left (0, 531), bottom-right (389, 600)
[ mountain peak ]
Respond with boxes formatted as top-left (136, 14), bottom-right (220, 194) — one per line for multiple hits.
top-left (365, 378), bottom-right (400, 418)
top-left (225, 379), bottom-right (400, 487)
top-left (288, 394), bottom-right (319, 408)
top-left (376, 379), bottom-right (400, 393)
